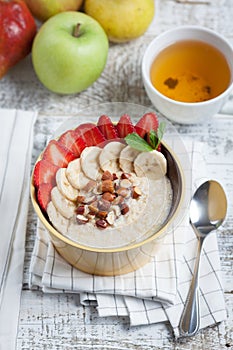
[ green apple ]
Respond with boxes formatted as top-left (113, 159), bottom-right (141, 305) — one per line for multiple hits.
top-left (24, 0), bottom-right (84, 22)
top-left (32, 11), bottom-right (109, 94)
top-left (84, 0), bottom-right (155, 43)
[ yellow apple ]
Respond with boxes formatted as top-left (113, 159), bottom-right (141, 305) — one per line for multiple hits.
top-left (84, 0), bottom-right (155, 43)
top-left (24, 0), bottom-right (84, 22)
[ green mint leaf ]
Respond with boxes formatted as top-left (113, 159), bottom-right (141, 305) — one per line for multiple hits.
top-left (157, 122), bottom-right (166, 143)
top-left (125, 133), bottom-right (154, 152)
top-left (149, 130), bottom-right (158, 149)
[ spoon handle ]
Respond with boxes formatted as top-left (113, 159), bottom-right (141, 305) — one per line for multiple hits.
top-left (179, 230), bottom-right (205, 337)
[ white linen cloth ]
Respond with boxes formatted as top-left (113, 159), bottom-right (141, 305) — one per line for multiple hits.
top-left (0, 109), bottom-right (37, 349)
top-left (29, 141), bottom-right (226, 338)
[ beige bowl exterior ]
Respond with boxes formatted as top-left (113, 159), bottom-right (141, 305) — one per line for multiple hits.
top-left (31, 142), bottom-right (185, 276)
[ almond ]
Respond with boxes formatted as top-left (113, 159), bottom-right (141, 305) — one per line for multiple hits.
top-left (120, 203), bottom-right (129, 215)
top-left (121, 173), bottom-right (131, 180)
top-left (116, 187), bottom-right (130, 198)
top-left (106, 211), bottom-right (115, 225)
top-left (120, 179), bottom-right (131, 188)
top-left (101, 179), bottom-right (114, 193)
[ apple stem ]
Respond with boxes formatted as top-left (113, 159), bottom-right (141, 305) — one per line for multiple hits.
top-left (73, 23), bottom-right (81, 38)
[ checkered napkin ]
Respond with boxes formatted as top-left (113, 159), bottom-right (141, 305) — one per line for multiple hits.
top-left (29, 141), bottom-right (226, 338)
top-left (0, 109), bottom-right (37, 349)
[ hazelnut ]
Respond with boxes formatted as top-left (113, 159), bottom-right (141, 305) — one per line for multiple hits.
top-left (121, 173), bottom-right (131, 180)
top-left (102, 192), bottom-right (116, 202)
top-left (120, 179), bottom-right (131, 188)
top-left (102, 170), bottom-right (112, 181)
top-left (76, 215), bottom-right (89, 224)
top-left (101, 179), bottom-right (114, 193)
top-left (76, 195), bottom-right (85, 204)
top-left (116, 187), bottom-right (130, 198)
top-left (96, 219), bottom-right (108, 229)
top-left (97, 211), bottom-right (108, 219)
top-left (132, 186), bottom-right (142, 199)
top-left (120, 203), bottom-right (129, 215)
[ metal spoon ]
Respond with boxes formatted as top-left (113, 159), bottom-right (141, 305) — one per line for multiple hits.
top-left (179, 180), bottom-right (227, 337)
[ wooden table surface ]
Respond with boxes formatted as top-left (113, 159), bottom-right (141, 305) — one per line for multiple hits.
top-left (0, 0), bottom-right (233, 349)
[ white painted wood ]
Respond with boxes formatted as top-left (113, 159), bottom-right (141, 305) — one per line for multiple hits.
top-left (0, 0), bottom-right (232, 348)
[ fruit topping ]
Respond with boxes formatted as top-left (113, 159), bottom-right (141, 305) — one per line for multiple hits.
top-left (116, 114), bottom-right (135, 138)
top-left (37, 183), bottom-right (53, 212)
top-left (97, 115), bottom-right (119, 139)
top-left (135, 112), bottom-right (159, 138)
top-left (33, 159), bottom-right (59, 188)
top-left (75, 123), bottom-right (106, 146)
top-left (43, 140), bottom-right (76, 167)
top-left (58, 130), bottom-right (86, 157)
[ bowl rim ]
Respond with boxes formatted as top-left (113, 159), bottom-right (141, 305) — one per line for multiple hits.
top-left (142, 24), bottom-right (233, 107)
top-left (31, 140), bottom-right (185, 253)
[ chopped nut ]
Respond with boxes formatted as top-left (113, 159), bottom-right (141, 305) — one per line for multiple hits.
top-left (116, 187), bottom-right (130, 198)
top-left (120, 179), bottom-right (131, 188)
top-left (112, 195), bottom-right (124, 205)
top-left (106, 211), bottom-right (115, 225)
top-left (96, 219), bottom-right (108, 229)
top-left (120, 203), bottom-right (129, 215)
top-left (121, 173), bottom-right (131, 180)
top-left (97, 211), bottom-right (108, 219)
top-left (102, 192), bottom-right (116, 202)
top-left (98, 199), bottom-right (111, 212)
top-left (88, 201), bottom-right (99, 214)
top-left (112, 173), bottom-right (118, 180)
top-left (101, 179), bottom-right (114, 193)
top-left (76, 214), bottom-right (89, 224)
top-left (83, 195), bottom-right (97, 204)
top-left (76, 195), bottom-right (85, 204)
top-left (83, 180), bottom-right (97, 193)
top-left (102, 170), bottom-right (112, 181)
top-left (132, 186), bottom-right (142, 199)
top-left (76, 205), bottom-right (85, 215)
top-left (111, 205), bottom-right (121, 217)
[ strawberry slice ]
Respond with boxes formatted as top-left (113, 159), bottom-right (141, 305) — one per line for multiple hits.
top-left (43, 140), bottom-right (76, 167)
top-left (135, 112), bottom-right (159, 138)
top-left (33, 159), bottom-right (59, 188)
top-left (97, 115), bottom-right (119, 140)
top-left (75, 123), bottom-right (106, 146)
top-left (37, 183), bottom-right (53, 212)
top-left (58, 130), bottom-right (87, 157)
top-left (116, 114), bottom-right (135, 138)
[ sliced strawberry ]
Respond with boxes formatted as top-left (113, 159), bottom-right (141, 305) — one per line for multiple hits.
top-left (43, 140), bottom-right (76, 167)
top-left (135, 112), bottom-right (159, 138)
top-left (97, 115), bottom-right (119, 140)
top-left (146, 132), bottom-right (162, 152)
top-left (33, 159), bottom-right (59, 188)
top-left (116, 114), bottom-right (135, 138)
top-left (58, 130), bottom-right (87, 157)
top-left (75, 123), bottom-right (106, 146)
top-left (37, 183), bottom-right (53, 212)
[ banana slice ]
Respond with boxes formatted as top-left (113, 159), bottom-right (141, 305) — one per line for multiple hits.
top-left (56, 168), bottom-right (79, 201)
top-left (80, 146), bottom-right (102, 180)
top-left (47, 201), bottom-right (69, 235)
top-left (134, 150), bottom-right (167, 180)
top-left (66, 158), bottom-right (90, 190)
top-left (119, 145), bottom-right (140, 173)
top-left (51, 186), bottom-right (76, 219)
top-left (99, 141), bottom-right (125, 173)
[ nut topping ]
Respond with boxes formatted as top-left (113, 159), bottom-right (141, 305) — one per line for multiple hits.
top-left (101, 179), bottom-right (114, 193)
top-left (120, 203), bottom-right (129, 215)
top-left (76, 214), bottom-right (89, 224)
top-left (132, 186), bottom-right (142, 199)
top-left (102, 192), bottom-right (116, 202)
top-left (96, 219), bottom-right (108, 229)
top-left (102, 170), bottom-right (113, 181)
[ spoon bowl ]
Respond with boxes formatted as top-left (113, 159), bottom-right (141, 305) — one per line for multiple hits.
top-left (179, 180), bottom-right (227, 337)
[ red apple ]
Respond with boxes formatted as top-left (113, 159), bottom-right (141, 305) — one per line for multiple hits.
top-left (0, 0), bottom-right (37, 79)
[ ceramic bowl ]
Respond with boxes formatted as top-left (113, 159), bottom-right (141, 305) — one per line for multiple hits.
top-left (31, 103), bottom-right (189, 276)
top-left (142, 25), bottom-right (233, 124)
